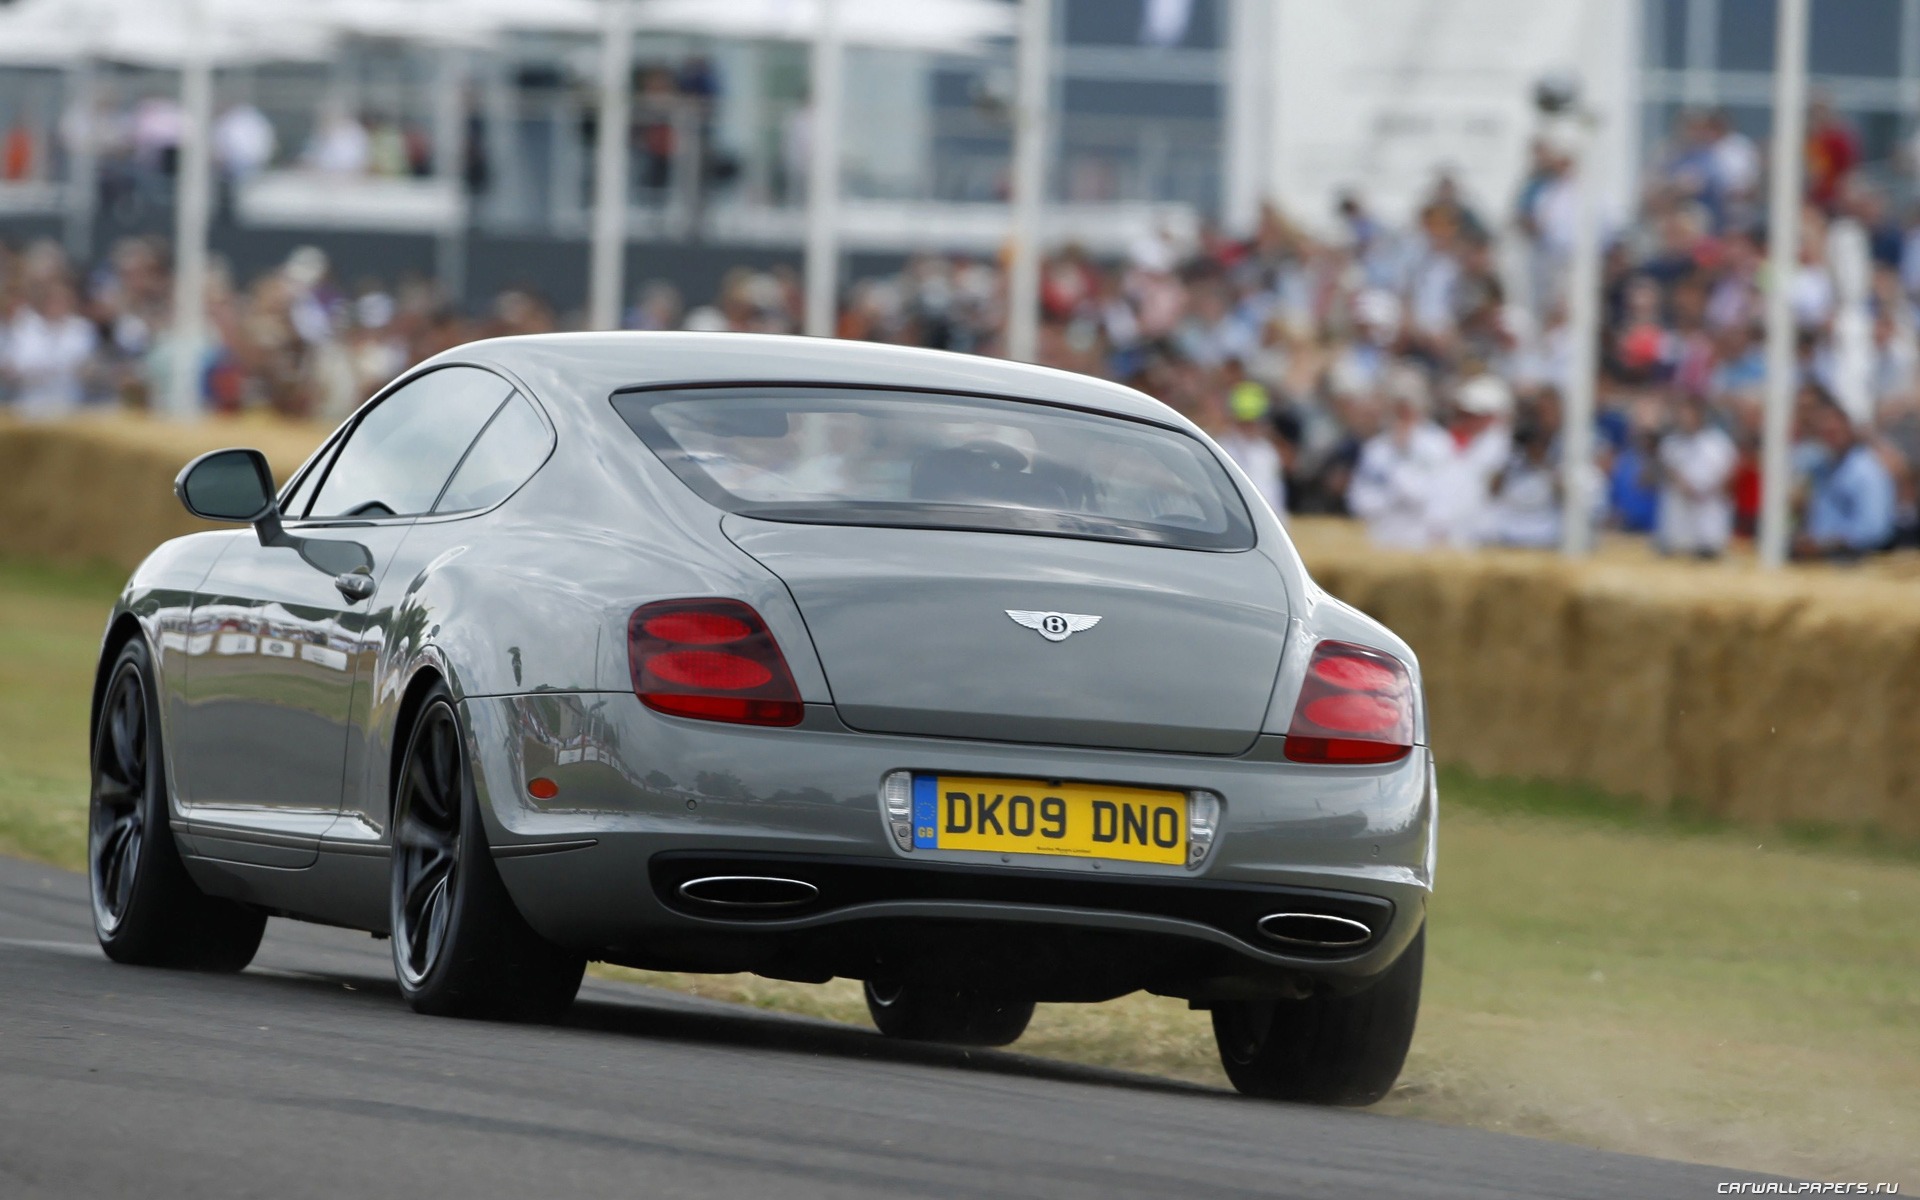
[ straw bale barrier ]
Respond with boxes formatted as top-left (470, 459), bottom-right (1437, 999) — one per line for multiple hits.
top-left (2, 418), bottom-right (1913, 835)
top-left (1290, 520), bottom-right (1920, 838)
top-left (0, 415), bottom-right (325, 571)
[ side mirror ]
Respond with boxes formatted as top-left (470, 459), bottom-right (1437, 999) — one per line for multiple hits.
top-left (175, 446), bottom-right (373, 589)
top-left (176, 448), bottom-right (277, 524)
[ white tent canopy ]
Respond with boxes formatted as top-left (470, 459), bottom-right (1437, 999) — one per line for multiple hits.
top-left (633, 0), bottom-right (1013, 50)
top-left (0, 0), bottom-right (336, 67)
top-left (320, 0), bottom-right (601, 46)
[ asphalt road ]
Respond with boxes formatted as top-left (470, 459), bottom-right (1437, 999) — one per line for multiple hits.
top-left (0, 854), bottom-right (1773, 1199)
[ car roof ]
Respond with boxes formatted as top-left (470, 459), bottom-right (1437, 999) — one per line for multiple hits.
top-left (437, 332), bottom-right (1195, 432)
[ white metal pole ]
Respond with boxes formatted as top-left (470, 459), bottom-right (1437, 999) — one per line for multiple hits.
top-left (1221, 0), bottom-right (1267, 238)
top-left (64, 59), bottom-right (99, 264)
top-left (483, 53), bottom-right (517, 228)
top-left (166, 14), bottom-right (214, 420)
top-left (1006, 0), bottom-right (1050, 363)
top-left (803, 0), bottom-right (844, 338)
top-left (1759, 0), bottom-right (1809, 569)
top-left (432, 46), bottom-right (467, 309)
top-left (588, 0), bottom-right (634, 332)
top-left (1559, 111), bottom-right (1603, 557)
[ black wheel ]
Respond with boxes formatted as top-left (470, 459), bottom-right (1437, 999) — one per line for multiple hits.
top-left (863, 979), bottom-right (1035, 1047)
top-left (390, 688), bottom-right (584, 1021)
top-left (90, 640), bottom-right (265, 971)
top-left (1211, 926), bottom-right (1424, 1106)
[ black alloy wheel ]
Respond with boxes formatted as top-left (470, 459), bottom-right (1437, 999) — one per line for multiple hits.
top-left (1211, 925), bottom-right (1425, 1106)
top-left (392, 701), bottom-right (465, 991)
top-left (89, 639), bottom-right (265, 970)
top-left (389, 687), bottom-right (584, 1021)
top-left (91, 662), bottom-right (149, 937)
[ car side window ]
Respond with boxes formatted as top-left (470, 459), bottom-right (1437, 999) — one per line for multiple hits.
top-left (307, 366), bottom-right (513, 519)
top-left (434, 392), bottom-right (552, 514)
top-left (279, 437), bottom-right (343, 520)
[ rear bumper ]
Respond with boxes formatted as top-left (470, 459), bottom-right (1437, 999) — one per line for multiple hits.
top-left (462, 693), bottom-right (1435, 996)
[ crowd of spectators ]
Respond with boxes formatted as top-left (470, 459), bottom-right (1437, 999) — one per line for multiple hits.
top-left (4, 101), bottom-right (1918, 561)
top-left (0, 236), bottom-right (556, 425)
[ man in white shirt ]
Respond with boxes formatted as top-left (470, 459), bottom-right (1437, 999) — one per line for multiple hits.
top-left (1348, 366), bottom-right (1453, 548)
top-left (1428, 374), bottom-right (1514, 548)
top-left (1488, 419), bottom-right (1561, 548)
top-left (1657, 393), bottom-right (1738, 557)
top-left (214, 103), bottom-right (276, 184)
top-left (1707, 109), bottom-right (1760, 204)
top-left (2, 282), bottom-right (97, 419)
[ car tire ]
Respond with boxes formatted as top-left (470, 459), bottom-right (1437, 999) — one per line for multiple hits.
top-left (863, 979), bottom-right (1035, 1047)
top-left (90, 639), bottom-right (266, 971)
top-left (389, 686), bottom-right (585, 1022)
top-left (1211, 925), bottom-right (1425, 1106)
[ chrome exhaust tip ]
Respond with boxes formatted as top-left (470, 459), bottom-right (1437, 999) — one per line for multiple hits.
top-left (677, 875), bottom-right (819, 909)
top-left (1256, 912), bottom-right (1373, 949)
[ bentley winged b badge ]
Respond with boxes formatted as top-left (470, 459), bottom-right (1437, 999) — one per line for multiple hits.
top-left (1006, 610), bottom-right (1103, 643)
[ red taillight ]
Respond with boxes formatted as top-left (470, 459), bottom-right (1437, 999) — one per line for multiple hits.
top-left (646, 650), bottom-right (774, 691)
top-left (641, 611), bottom-right (752, 645)
top-left (628, 599), bottom-right (803, 727)
top-left (1284, 641), bottom-right (1415, 765)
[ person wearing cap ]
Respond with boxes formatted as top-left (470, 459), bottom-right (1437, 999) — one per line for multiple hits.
top-left (1428, 373), bottom-right (1514, 547)
top-left (1348, 365), bottom-right (1452, 548)
top-left (1216, 374), bottom-right (1286, 517)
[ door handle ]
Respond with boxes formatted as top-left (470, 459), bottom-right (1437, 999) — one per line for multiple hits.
top-left (333, 571), bottom-right (377, 603)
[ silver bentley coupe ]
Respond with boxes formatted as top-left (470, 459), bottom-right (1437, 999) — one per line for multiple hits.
top-left (91, 333), bottom-right (1435, 1104)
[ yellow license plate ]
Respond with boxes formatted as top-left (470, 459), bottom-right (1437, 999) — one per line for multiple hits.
top-left (913, 775), bottom-right (1187, 865)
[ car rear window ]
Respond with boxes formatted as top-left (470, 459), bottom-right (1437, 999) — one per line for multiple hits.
top-left (612, 385), bottom-right (1256, 551)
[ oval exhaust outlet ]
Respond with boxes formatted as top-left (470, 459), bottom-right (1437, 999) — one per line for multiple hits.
top-left (1257, 912), bottom-right (1373, 949)
top-left (677, 875), bottom-right (819, 909)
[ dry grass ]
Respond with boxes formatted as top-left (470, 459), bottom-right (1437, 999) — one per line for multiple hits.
top-left (5, 557), bottom-right (1917, 1183)
top-left (0, 559), bottom-right (121, 867)
top-left (600, 805), bottom-right (1920, 1183)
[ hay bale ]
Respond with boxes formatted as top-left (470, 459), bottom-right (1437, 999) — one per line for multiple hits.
top-left (1294, 517), bottom-right (1920, 838)
top-left (0, 414), bottom-right (326, 572)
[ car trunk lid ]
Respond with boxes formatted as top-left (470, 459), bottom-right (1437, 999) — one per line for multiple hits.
top-left (724, 517), bottom-right (1289, 754)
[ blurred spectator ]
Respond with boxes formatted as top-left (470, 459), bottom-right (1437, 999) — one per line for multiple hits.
top-left (366, 115), bottom-right (411, 179)
top-left (3, 121), bottom-right (38, 182)
top-left (3, 276), bottom-right (98, 418)
top-left (627, 281), bottom-right (685, 332)
top-left (304, 105), bottom-right (370, 176)
top-left (1794, 390), bottom-right (1896, 558)
top-left (1430, 374), bottom-right (1513, 548)
top-left (2, 91), bottom-right (1913, 565)
top-left (130, 95), bottom-right (183, 179)
top-left (1804, 96), bottom-right (1861, 213)
top-left (1609, 424), bottom-right (1662, 534)
top-left (1349, 366), bottom-right (1451, 548)
top-left (1656, 393), bottom-right (1738, 557)
top-left (1706, 109), bottom-right (1760, 219)
top-left (213, 102), bottom-right (276, 186)
top-left (1215, 377), bottom-right (1285, 516)
top-left (1487, 416), bottom-right (1562, 548)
